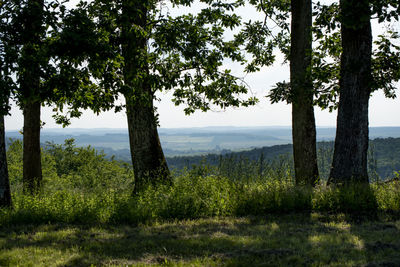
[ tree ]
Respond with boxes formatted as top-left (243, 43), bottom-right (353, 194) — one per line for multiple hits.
top-left (239, 0), bottom-right (318, 185)
top-left (121, 0), bottom-right (170, 192)
top-left (290, 0), bottom-right (318, 185)
top-left (83, 0), bottom-right (255, 193)
top-left (13, 0), bottom-right (47, 193)
top-left (312, 1), bottom-right (400, 111)
top-left (10, 0), bottom-right (107, 194)
top-left (328, 0), bottom-right (372, 184)
top-left (0, 0), bottom-right (17, 207)
top-left (328, 0), bottom-right (400, 184)
top-left (0, 116), bottom-right (11, 207)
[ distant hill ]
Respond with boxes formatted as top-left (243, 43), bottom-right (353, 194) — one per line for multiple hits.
top-left (6, 126), bottom-right (400, 180)
top-left (166, 138), bottom-right (400, 180)
top-left (6, 126), bottom-right (400, 156)
top-left (5, 127), bottom-right (400, 180)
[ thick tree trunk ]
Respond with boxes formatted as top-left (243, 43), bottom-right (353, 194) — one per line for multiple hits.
top-left (125, 94), bottom-right (170, 194)
top-left (328, 0), bottom-right (372, 184)
top-left (290, 0), bottom-right (319, 186)
top-left (22, 101), bottom-right (42, 194)
top-left (18, 0), bottom-right (44, 194)
top-left (0, 116), bottom-right (12, 207)
top-left (122, 0), bottom-right (170, 194)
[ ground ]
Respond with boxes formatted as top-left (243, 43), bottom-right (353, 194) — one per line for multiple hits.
top-left (1, 213), bottom-right (400, 266)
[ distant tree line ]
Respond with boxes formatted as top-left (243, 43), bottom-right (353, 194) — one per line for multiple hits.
top-left (1, 0), bottom-right (399, 208)
top-left (166, 138), bottom-right (400, 181)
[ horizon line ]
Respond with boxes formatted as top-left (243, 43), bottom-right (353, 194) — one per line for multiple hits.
top-left (5, 125), bottom-right (400, 131)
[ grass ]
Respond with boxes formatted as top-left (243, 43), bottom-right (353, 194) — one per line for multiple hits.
top-left (3, 140), bottom-right (400, 265)
top-left (4, 139), bottom-right (399, 227)
top-left (2, 177), bottom-right (400, 227)
top-left (1, 214), bottom-right (400, 266)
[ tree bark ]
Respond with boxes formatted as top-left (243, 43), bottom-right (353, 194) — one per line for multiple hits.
top-left (328, 0), bottom-right (372, 184)
top-left (290, 0), bottom-right (319, 186)
top-left (22, 101), bottom-right (42, 194)
top-left (18, 0), bottom-right (45, 194)
top-left (125, 94), bottom-right (170, 194)
top-left (122, 0), bottom-right (170, 194)
top-left (0, 115), bottom-right (12, 207)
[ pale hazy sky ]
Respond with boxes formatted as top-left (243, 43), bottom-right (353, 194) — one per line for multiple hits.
top-left (5, 1), bottom-right (400, 130)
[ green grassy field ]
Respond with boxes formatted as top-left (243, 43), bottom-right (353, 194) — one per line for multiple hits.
top-left (1, 214), bottom-right (400, 266)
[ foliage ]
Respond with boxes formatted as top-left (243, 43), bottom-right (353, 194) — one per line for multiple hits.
top-left (235, 0), bottom-right (290, 73)
top-left (238, 1), bottom-right (400, 110)
top-left (7, 138), bottom-right (134, 194)
top-left (1, 176), bottom-right (398, 224)
top-left (0, 0), bottom-right (18, 114)
top-left (56, 0), bottom-right (259, 122)
top-left (0, 0), bottom-right (112, 126)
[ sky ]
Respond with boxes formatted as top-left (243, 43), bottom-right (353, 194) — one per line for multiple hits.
top-left (4, 1), bottom-right (400, 130)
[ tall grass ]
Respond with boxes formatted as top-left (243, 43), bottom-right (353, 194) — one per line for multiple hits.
top-left (2, 175), bottom-right (399, 226)
top-left (1, 139), bottom-right (399, 226)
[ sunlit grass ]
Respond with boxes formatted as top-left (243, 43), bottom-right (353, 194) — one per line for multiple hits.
top-left (1, 215), bottom-right (399, 266)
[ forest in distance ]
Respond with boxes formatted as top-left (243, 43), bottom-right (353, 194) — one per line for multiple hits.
top-left (6, 127), bottom-right (400, 180)
top-left (166, 137), bottom-right (400, 180)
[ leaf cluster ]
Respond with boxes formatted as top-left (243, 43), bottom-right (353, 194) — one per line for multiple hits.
top-left (236, 0), bottom-right (290, 73)
top-left (0, 1), bottom-right (19, 115)
top-left (1, 0), bottom-right (117, 125)
top-left (263, 1), bottom-right (400, 110)
top-left (76, 0), bottom-right (258, 116)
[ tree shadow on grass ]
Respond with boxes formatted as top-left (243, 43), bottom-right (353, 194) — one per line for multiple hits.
top-left (2, 212), bottom-right (396, 266)
top-left (349, 221), bottom-right (400, 267)
top-left (342, 183), bottom-right (400, 266)
top-left (312, 183), bottom-right (400, 267)
top-left (1, 218), bottom-right (295, 266)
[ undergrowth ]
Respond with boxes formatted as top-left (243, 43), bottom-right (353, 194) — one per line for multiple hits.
top-left (1, 139), bottom-right (400, 226)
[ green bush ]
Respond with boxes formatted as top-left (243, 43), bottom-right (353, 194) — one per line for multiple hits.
top-left (312, 183), bottom-right (378, 213)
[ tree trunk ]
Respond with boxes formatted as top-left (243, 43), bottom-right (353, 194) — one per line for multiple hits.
top-left (122, 0), bottom-right (170, 194)
top-left (23, 101), bottom-right (42, 194)
top-left (0, 115), bottom-right (12, 207)
top-left (328, 0), bottom-right (372, 184)
top-left (18, 0), bottom-right (44, 194)
top-left (125, 94), bottom-right (170, 194)
top-left (290, 0), bottom-right (319, 186)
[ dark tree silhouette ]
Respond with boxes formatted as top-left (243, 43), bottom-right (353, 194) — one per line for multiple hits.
top-left (0, 116), bottom-right (11, 207)
top-left (329, 0), bottom-right (372, 184)
top-left (290, 0), bottom-right (319, 185)
top-left (0, 1), bottom-right (17, 207)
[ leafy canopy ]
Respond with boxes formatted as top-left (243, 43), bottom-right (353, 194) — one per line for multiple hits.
top-left (61, 0), bottom-right (258, 119)
top-left (236, 0), bottom-right (400, 110)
